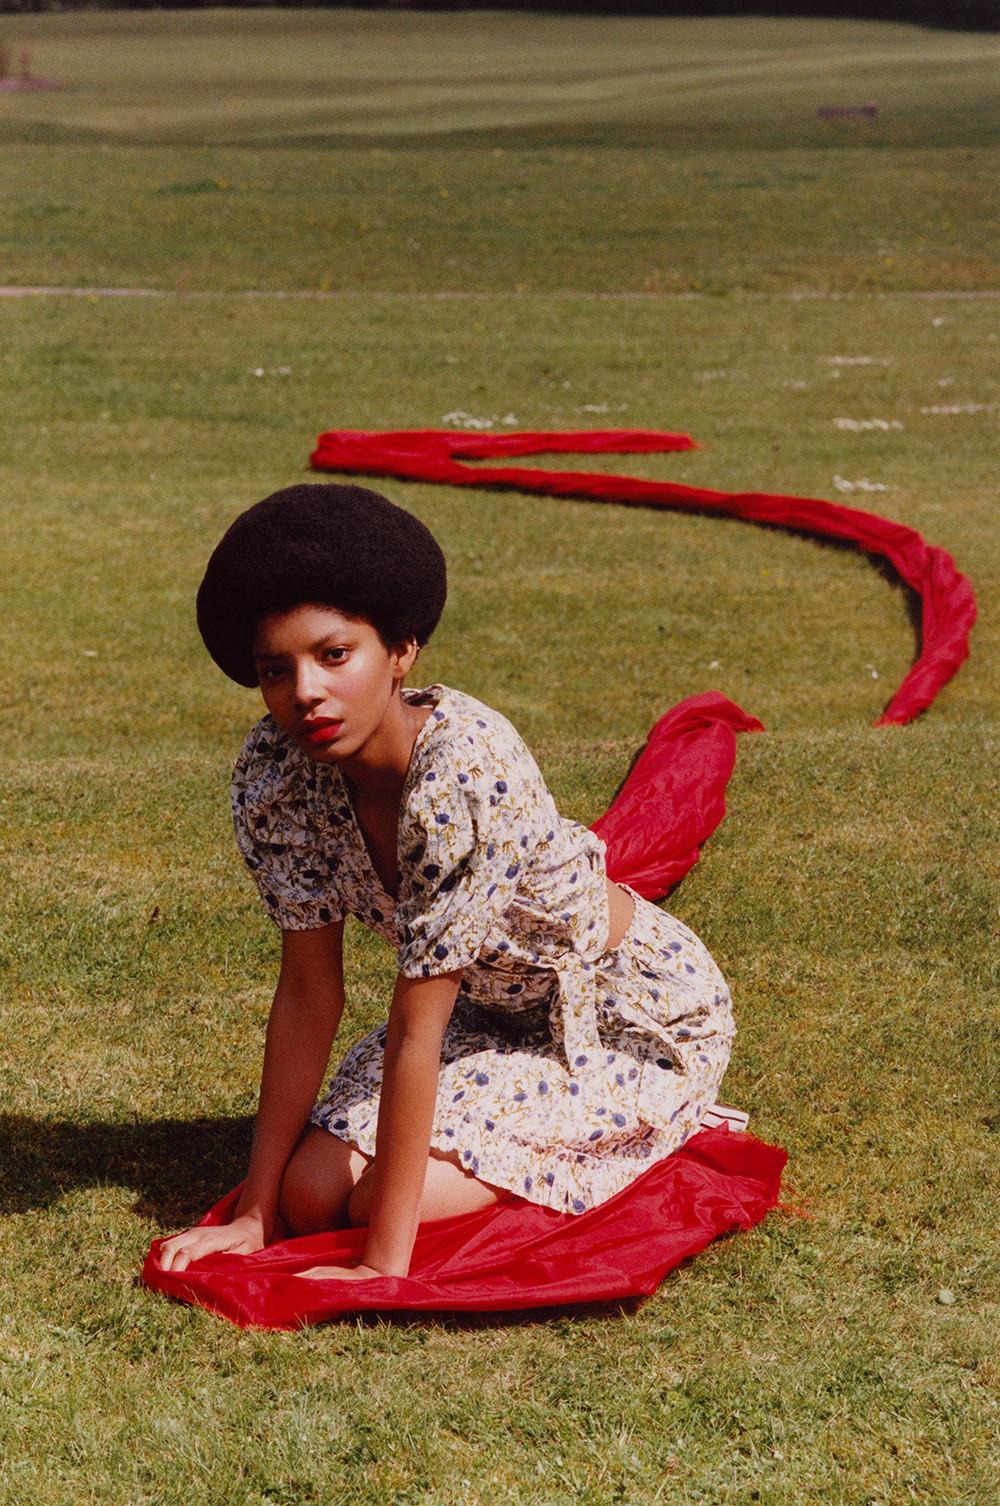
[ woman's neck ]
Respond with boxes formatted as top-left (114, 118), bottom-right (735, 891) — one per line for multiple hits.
top-left (340, 694), bottom-right (430, 807)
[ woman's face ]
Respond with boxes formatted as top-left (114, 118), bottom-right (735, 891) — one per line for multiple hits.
top-left (252, 603), bottom-right (417, 764)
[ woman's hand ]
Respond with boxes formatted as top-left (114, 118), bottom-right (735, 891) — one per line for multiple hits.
top-left (295, 1263), bottom-right (389, 1282)
top-left (157, 1213), bottom-right (268, 1273)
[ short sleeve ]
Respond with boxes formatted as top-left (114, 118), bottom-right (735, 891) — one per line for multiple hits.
top-left (232, 718), bottom-right (344, 931)
top-left (395, 718), bottom-right (544, 977)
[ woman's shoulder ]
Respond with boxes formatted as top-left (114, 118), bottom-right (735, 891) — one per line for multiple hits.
top-left (406, 683), bottom-right (536, 765)
top-left (232, 714), bottom-right (296, 803)
top-left (407, 684), bottom-right (538, 780)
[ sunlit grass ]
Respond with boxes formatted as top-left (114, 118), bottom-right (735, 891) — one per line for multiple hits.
top-left (0, 10), bottom-right (997, 1506)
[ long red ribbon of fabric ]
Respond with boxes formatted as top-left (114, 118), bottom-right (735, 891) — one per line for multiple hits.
top-left (141, 429), bottom-right (973, 1326)
top-left (309, 427), bottom-right (976, 727)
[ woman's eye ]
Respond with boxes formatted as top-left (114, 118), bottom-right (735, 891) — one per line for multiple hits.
top-left (257, 665), bottom-right (286, 683)
top-left (322, 647), bottom-right (348, 664)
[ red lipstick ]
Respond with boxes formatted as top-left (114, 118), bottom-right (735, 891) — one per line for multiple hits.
top-left (301, 718), bottom-right (342, 746)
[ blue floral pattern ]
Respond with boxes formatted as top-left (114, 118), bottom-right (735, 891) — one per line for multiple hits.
top-left (232, 685), bottom-right (735, 1214)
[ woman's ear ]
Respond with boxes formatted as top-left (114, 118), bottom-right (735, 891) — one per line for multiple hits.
top-left (391, 637), bottom-right (420, 680)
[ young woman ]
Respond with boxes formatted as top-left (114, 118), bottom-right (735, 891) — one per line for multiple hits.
top-left (159, 484), bottom-right (736, 1281)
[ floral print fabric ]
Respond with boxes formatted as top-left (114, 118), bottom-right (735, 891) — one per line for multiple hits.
top-left (232, 684), bottom-right (735, 1214)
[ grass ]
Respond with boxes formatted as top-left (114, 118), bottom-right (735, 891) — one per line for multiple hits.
top-left (1, 9), bottom-right (998, 1506)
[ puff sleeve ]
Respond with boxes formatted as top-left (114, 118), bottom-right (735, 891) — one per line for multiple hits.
top-left (395, 725), bottom-right (545, 978)
top-left (231, 718), bottom-right (344, 931)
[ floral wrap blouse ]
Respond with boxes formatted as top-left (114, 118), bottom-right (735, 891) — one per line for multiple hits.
top-left (231, 684), bottom-right (735, 1213)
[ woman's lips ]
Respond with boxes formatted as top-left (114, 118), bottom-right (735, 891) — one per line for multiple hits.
top-left (301, 719), bottom-right (343, 745)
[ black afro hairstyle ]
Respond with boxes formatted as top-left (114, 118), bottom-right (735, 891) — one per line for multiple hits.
top-left (196, 483), bottom-right (447, 686)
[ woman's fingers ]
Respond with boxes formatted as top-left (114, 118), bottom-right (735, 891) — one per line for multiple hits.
top-left (158, 1225), bottom-right (253, 1273)
top-left (294, 1263), bottom-right (385, 1282)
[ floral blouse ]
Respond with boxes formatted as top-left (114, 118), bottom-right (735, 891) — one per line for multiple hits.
top-left (231, 684), bottom-right (622, 1081)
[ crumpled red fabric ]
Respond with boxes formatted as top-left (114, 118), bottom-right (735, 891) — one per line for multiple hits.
top-left (144, 1128), bottom-right (785, 1328)
top-left (594, 691), bottom-right (764, 898)
top-left (309, 427), bottom-right (976, 725)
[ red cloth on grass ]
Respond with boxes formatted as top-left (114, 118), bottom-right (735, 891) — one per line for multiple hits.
top-left (144, 1128), bottom-right (785, 1329)
top-left (309, 427), bottom-right (976, 725)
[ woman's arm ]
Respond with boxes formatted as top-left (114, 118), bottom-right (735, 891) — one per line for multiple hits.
top-left (359, 967), bottom-right (463, 1276)
top-left (158, 922), bottom-right (345, 1271)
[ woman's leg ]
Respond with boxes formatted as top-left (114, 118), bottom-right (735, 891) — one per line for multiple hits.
top-left (280, 1127), bottom-right (372, 1235)
top-left (346, 1148), bottom-right (500, 1227)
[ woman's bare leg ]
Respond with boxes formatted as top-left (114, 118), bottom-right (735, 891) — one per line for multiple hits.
top-left (346, 1147), bottom-right (500, 1228)
top-left (279, 1127), bottom-right (372, 1235)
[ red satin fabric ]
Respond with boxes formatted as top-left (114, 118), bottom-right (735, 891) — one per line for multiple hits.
top-left (594, 691), bottom-right (764, 899)
top-left (310, 428), bottom-right (976, 725)
top-left (144, 1128), bottom-right (785, 1328)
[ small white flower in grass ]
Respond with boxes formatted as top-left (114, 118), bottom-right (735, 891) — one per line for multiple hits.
top-left (82, 649), bottom-right (98, 658)
top-left (441, 409), bottom-right (495, 430)
top-left (825, 356), bottom-right (891, 367)
top-left (501, 413), bottom-right (518, 426)
top-left (581, 402), bottom-right (610, 413)
top-left (936, 377), bottom-right (954, 387)
top-left (937, 1288), bottom-right (956, 1305)
top-left (833, 417), bottom-right (903, 432)
top-left (251, 367), bottom-right (265, 377)
top-left (865, 663), bottom-right (879, 680)
top-left (931, 317), bottom-right (946, 327)
top-left (920, 403), bottom-right (992, 415)
top-left (708, 660), bottom-right (721, 669)
top-left (833, 475), bottom-right (888, 494)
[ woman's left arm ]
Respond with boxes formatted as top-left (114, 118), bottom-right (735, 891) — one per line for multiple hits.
top-left (302, 967), bottom-right (462, 1282)
top-left (360, 967), bottom-right (463, 1276)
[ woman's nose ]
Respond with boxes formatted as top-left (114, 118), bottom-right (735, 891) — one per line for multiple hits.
top-left (292, 661), bottom-right (325, 707)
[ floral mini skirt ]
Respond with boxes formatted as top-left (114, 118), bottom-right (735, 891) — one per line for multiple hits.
top-left (310, 894), bottom-right (736, 1215)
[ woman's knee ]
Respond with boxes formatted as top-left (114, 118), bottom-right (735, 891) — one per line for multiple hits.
top-left (280, 1129), bottom-right (369, 1236)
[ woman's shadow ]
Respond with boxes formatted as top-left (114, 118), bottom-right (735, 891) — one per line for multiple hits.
top-left (0, 1112), bottom-right (253, 1225)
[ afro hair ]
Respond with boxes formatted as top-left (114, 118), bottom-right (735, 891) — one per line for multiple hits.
top-left (196, 483), bottom-right (447, 686)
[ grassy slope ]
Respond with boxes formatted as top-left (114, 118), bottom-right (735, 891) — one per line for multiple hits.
top-left (1, 11), bottom-right (997, 1506)
top-left (1, 10), bottom-right (999, 292)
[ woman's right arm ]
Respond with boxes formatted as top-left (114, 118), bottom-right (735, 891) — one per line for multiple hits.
top-left (158, 921), bottom-right (345, 1272)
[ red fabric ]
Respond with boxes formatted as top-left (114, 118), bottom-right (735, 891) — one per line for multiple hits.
top-left (310, 427), bottom-right (976, 725)
top-left (144, 1128), bottom-right (785, 1329)
top-left (594, 691), bottom-right (764, 899)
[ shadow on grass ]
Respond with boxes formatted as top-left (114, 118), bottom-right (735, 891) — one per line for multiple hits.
top-left (0, 1112), bottom-right (253, 1225)
top-left (2, 1112), bottom-right (653, 1328)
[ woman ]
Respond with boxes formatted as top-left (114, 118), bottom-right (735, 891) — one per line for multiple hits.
top-left (159, 483), bottom-right (735, 1281)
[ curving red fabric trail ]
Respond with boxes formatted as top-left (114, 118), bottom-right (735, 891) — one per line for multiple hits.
top-left (309, 427), bottom-right (976, 727)
top-left (141, 427), bottom-right (974, 1326)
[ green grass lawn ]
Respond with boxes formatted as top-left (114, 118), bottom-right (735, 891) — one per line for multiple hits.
top-left (1, 10), bottom-right (997, 1506)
